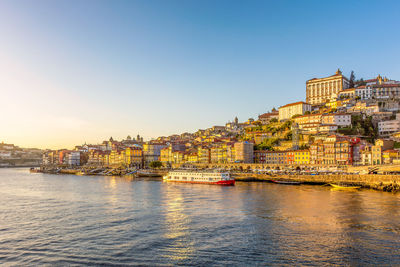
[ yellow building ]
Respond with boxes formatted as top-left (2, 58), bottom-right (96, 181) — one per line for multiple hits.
top-left (124, 147), bottom-right (143, 167)
top-left (109, 150), bottom-right (122, 166)
top-left (326, 99), bottom-right (340, 109)
top-left (210, 143), bottom-right (235, 163)
top-left (306, 69), bottom-right (350, 105)
top-left (185, 153), bottom-right (198, 163)
top-left (160, 145), bottom-right (187, 164)
top-left (160, 147), bottom-right (172, 164)
top-left (172, 151), bottom-right (185, 164)
top-left (197, 146), bottom-right (211, 163)
top-left (382, 150), bottom-right (399, 164)
top-left (293, 150), bottom-right (310, 165)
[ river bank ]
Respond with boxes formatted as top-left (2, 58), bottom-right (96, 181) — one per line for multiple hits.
top-left (32, 167), bottom-right (400, 193)
top-left (234, 173), bottom-right (400, 192)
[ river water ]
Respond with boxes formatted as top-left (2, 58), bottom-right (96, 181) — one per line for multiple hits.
top-left (0, 168), bottom-right (399, 266)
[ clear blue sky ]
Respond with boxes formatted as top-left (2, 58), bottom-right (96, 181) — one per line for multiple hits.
top-left (1, 0), bottom-right (399, 148)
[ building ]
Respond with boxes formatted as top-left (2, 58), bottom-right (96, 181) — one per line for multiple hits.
top-left (143, 142), bottom-right (166, 165)
top-left (294, 113), bottom-right (349, 134)
top-left (278, 101), bottom-right (311, 121)
top-left (265, 151), bottom-right (287, 165)
top-left (321, 113), bottom-right (351, 127)
top-left (210, 143), bottom-right (235, 163)
top-left (371, 139), bottom-right (395, 165)
top-left (382, 150), bottom-right (399, 164)
top-left (360, 145), bottom-right (372, 165)
top-left (347, 102), bottom-right (379, 115)
top-left (293, 150), bottom-right (310, 165)
top-left (286, 151), bottom-right (294, 164)
top-left (310, 140), bottom-right (324, 165)
top-left (306, 69), bottom-right (350, 105)
top-left (66, 151), bottom-right (81, 166)
top-left (124, 146), bottom-right (143, 168)
top-left (366, 75), bottom-right (400, 100)
top-left (355, 85), bottom-right (372, 100)
top-left (258, 111), bottom-right (279, 124)
top-left (294, 113), bottom-right (322, 127)
top-left (338, 88), bottom-right (356, 99)
top-left (310, 135), bottom-right (360, 165)
top-left (255, 150), bottom-right (287, 165)
top-left (378, 113), bottom-right (400, 137)
top-left (197, 146), bottom-right (211, 163)
top-left (234, 142), bottom-right (254, 163)
top-left (160, 143), bottom-right (186, 164)
top-left (318, 124), bottom-right (338, 133)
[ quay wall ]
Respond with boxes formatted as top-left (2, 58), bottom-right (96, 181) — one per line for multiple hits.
top-left (233, 173), bottom-right (400, 192)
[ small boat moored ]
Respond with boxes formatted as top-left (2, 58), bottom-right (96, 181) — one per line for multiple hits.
top-left (330, 183), bottom-right (361, 189)
top-left (29, 168), bottom-right (41, 173)
top-left (271, 180), bottom-right (302, 185)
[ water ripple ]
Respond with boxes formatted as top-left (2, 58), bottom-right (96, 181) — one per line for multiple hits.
top-left (0, 168), bottom-right (399, 265)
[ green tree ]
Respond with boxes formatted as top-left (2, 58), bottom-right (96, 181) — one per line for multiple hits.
top-left (299, 144), bottom-right (310, 150)
top-left (356, 78), bottom-right (366, 86)
top-left (349, 70), bottom-right (355, 88)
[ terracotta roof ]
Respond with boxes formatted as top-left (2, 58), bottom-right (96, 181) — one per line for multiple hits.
top-left (339, 88), bottom-right (356, 92)
top-left (322, 113), bottom-right (350, 116)
top-left (320, 124), bottom-right (337, 126)
top-left (306, 73), bottom-right (349, 82)
top-left (371, 84), bottom-right (400, 88)
top-left (259, 112), bottom-right (279, 118)
top-left (383, 149), bottom-right (398, 153)
top-left (279, 101), bottom-right (310, 109)
top-left (294, 113), bottom-right (322, 119)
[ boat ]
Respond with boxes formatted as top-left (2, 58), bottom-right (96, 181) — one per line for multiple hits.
top-left (271, 180), bottom-right (302, 185)
top-left (29, 168), bottom-right (41, 173)
top-left (163, 170), bottom-right (235, 185)
top-left (137, 170), bottom-right (161, 177)
top-left (330, 184), bottom-right (360, 189)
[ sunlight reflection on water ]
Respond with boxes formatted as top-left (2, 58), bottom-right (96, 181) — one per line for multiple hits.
top-left (0, 168), bottom-right (399, 265)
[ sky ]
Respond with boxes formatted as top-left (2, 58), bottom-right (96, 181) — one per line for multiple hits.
top-left (0, 0), bottom-right (399, 149)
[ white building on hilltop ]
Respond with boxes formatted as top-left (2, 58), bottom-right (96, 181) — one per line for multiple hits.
top-left (278, 101), bottom-right (311, 121)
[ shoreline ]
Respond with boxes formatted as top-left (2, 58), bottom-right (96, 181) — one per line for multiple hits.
top-left (28, 167), bottom-right (400, 193)
top-left (234, 174), bottom-right (400, 193)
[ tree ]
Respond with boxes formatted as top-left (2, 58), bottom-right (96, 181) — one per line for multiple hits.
top-left (356, 78), bottom-right (366, 86)
top-left (255, 137), bottom-right (279, 151)
top-left (291, 114), bottom-right (301, 119)
top-left (299, 144), bottom-right (310, 150)
top-left (349, 71), bottom-right (355, 88)
top-left (270, 118), bottom-right (278, 123)
top-left (304, 111), bottom-right (311, 115)
top-left (149, 161), bottom-right (162, 168)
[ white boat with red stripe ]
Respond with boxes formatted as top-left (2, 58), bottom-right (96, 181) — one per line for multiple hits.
top-left (163, 170), bottom-right (235, 185)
